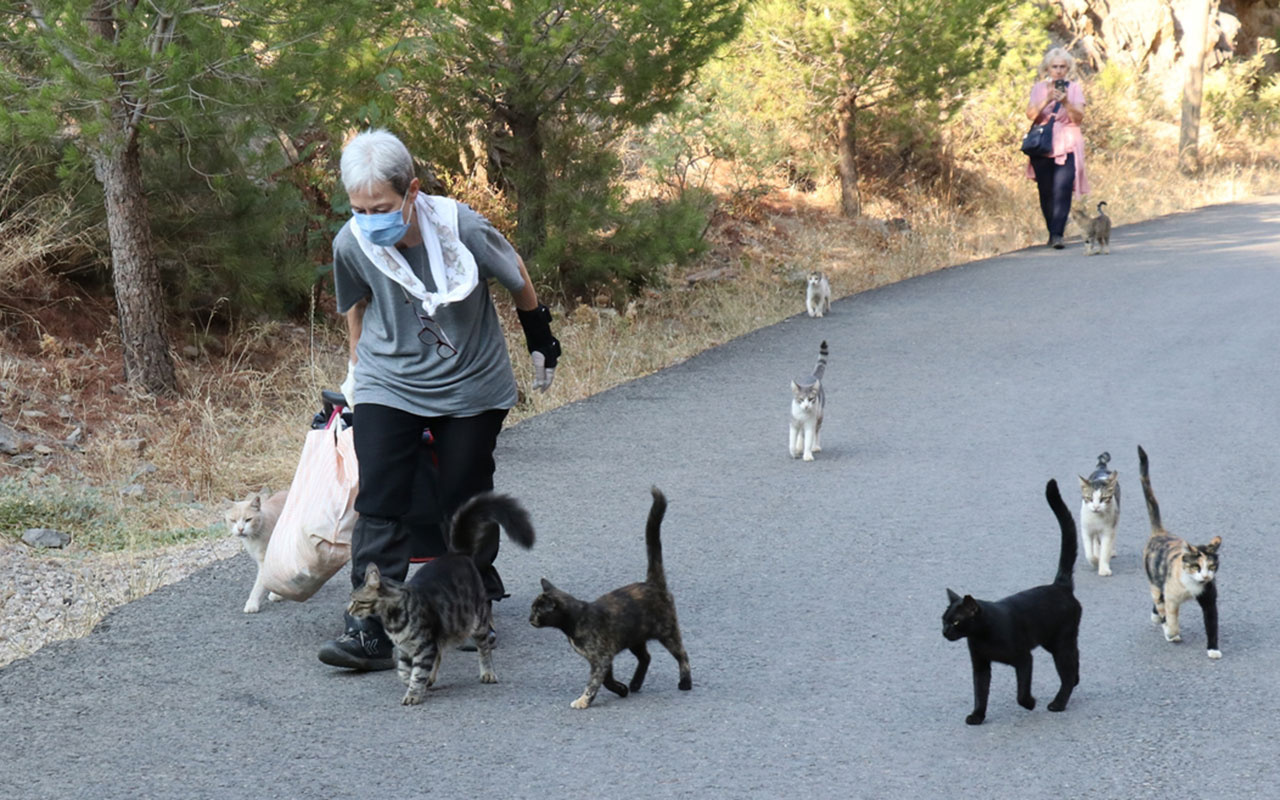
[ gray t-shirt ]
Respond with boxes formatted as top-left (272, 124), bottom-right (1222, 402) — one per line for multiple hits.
top-left (333, 201), bottom-right (525, 417)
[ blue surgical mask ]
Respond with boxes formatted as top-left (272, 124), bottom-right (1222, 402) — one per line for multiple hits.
top-left (354, 193), bottom-right (410, 246)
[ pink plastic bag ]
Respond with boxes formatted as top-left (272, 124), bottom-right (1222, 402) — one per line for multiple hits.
top-left (262, 424), bottom-right (359, 601)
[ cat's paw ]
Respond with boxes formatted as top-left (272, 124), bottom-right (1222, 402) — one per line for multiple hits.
top-left (1164, 629), bottom-right (1182, 643)
top-left (1098, 565), bottom-right (1112, 577)
top-left (811, 444), bottom-right (821, 453)
top-left (1047, 699), bottom-right (1068, 712)
top-left (678, 676), bottom-right (692, 691)
top-left (1207, 649), bottom-right (1222, 660)
top-left (242, 599), bottom-right (261, 614)
top-left (802, 452), bottom-right (815, 462)
top-left (402, 690), bottom-right (425, 706)
top-left (267, 592), bottom-right (284, 602)
top-left (1151, 612), bottom-right (1162, 624)
top-left (964, 712), bottom-right (985, 725)
top-left (570, 695), bottom-right (592, 710)
top-left (480, 670), bottom-right (497, 684)
top-left (1018, 695), bottom-right (1036, 711)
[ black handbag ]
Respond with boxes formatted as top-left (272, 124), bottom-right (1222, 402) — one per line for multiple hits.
top-left (1020, 102), bottom-right (1060, 157)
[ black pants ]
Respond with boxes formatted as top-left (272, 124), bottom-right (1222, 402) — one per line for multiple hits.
top-left (350, 404), bottom-right (508, 598)
top-left (1030, 152), bottom-right (1076, 238)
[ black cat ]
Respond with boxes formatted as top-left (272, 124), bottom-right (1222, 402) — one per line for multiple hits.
top-left (942, 479), bottom-right (1082, 725)
top-left (529, 487), bottom-right (692, 709)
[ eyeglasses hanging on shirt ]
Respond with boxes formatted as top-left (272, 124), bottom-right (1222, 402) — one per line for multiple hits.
top-left (399, 284), bottom-right (457, 359)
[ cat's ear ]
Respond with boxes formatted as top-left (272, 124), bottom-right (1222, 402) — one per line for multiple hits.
top-left (364, 563), bottom-right (382, 588)
top-left (1106, 471), bottom-right (1119, 486)
top-left (1078, 476), bottom-right (1090, 490)
top-left (540, 577), bottom-right (556, 592)
top-left (249, 495), bottom-right (261, 511)
top-left (961, 595), bottom-right (980, 614)
top-left (946, 588), bottom-right (961, 604)
top-left (1204, 536), bottom-right (1222, 553)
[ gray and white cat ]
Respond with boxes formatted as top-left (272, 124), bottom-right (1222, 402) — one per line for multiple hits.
top-left (1073, 201), bottom-right (1111, 255)
top-left (789, 340), bottom-right (828, 462)
top-left (1078, 452), bottom-right (1120, 576)
top-left (805, 271), bottom-right (831, 318)
top-left (225, 489), bottom-right (288, 613)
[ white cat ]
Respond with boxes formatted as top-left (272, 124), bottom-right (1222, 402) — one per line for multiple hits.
top-left (225, 490), bottom-right (288, 612)
top-left (805, 271), bottom-right (831, 318)
top-left (789, 341), bottom-right (828, 462)
top-left (1078, 452), bottom-right (1120, 577)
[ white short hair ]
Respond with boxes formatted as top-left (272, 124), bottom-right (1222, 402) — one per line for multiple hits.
top-left (340, 129), bottom-right (415, 197)
top-left (1041, 47), bottom-right (1076, 77)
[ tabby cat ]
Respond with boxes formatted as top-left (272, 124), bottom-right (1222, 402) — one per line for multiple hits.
top-left (1078, 452), bottom-right (1120, 576)
top-left (789, 340), bottom-right (828, 462)
top-left (942, 479), bottom-right (1081, 725)
top-left (529, 487), bottom-right (692, 709)
top-left (1072, 201), bottom-right (1111, 255)
top-left (347, 493), bottom-right (535, 705)
top-left (225, 489), bottom-right (288, 613)
top-left (805, 271), bottom-right (832, 318)
top-left (1138, 446), bottom-right (1222, 659)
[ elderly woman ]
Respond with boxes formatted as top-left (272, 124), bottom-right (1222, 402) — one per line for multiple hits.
top-left (1026, 47), bottom-right (1090, 249)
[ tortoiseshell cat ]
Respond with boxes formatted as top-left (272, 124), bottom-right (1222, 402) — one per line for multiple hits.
top-left (942, 479), bottom-right (1081, 725)
top-left (805, 271), bottom-right (831, 317)
top-left (347, 493), bottom-right (535, 705)
top-left (529, 487), bottom-right (692, 709)
top-left (1138, 446), bottom-right (1222, 659)
top-left (789, 340), bottom-right (828, 462)
top-left (225, 489), bottom-right (288, 613)
top-left (1078, 452), bottom-right (1120, 576)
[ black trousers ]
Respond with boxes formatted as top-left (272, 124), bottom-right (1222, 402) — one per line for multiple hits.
top-left (350, 404), bottom-right (508, 597)
top-left (1030, 152), bottom-right (1076, 238)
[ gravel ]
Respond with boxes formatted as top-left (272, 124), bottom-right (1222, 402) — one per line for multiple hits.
top-left (0, 536), bottom-right (242, 668)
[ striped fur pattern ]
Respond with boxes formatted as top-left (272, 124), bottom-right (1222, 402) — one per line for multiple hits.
top-left (347, 493), bottom-right (535, 705)
top-left (805, 271), bottom-right (832, 317)
top-left (1078, 451), bottom-right (1120, 576)
top-left (1072, 201), bottom-right (1111, 255)
top-left (529, 487), bottom-right (692, 709)
top-left (942, 480), bottom-right (1082, 725)
top-left (789, 340), bottom-right (828, 462)
top-left (1138, 446), bottom-right (1222, 658)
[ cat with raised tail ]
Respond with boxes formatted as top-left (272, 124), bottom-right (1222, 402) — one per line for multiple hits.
top-left (1072, 201), bottom-right (1111, 255)
top-left (346, 492), bottom-right (535, 705)
top-left (789, 340), bottom-right (828, 462)
top-left (942, 480), bottom-right (1082, 725)
top-left (1138, 446), bottom-right (1222, 659)
top-left (805, 271), bottom-right (831, 317)
top-left (1079, 452), bottom-right (1120, 576)
top-left (530, 487), bottom-right (692, 709)
top-left (225, 490), bottom-right (288, 613)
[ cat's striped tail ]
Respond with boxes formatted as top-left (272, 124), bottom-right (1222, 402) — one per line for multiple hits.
top-left (1137, 445), bottom-right (1164, 535)
top-left (645, 487), bottom-right (668, 590)
top-left (813, 340), bottom-right (829, 381)
top-left (1046, 479), bottom-right (1077, 588)
top-left (447, 492), bottom-right (536, 557)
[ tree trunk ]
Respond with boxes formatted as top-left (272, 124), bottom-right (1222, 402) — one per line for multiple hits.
top-left (1178, 0), bottom-right (1214, 175)
top-left (93, 137), bottom-right (177, 396)
top-left (505, 112), bottom-right (549, 257)
top-left (836, 96), bottom-right (861, 218)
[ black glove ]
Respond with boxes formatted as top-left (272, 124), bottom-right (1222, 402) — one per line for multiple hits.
top-left (517, 304), bottom-right (561, 391)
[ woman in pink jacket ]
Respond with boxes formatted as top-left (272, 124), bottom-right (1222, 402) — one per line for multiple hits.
top-left (1026, 47), bottom-right (1090, 249)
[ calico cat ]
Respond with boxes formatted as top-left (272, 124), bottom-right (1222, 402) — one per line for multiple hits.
top-left (942, 479), bottom-right (1081, 725)
top-left (225, 489), bottom-right (288, 613)
top-left (1138, 446), bottom-right (1222, 659)
top-left (529, 487), bottom-right (692, 709)
top-left (805, 271), bottom-right (832, 317)
top-left (1078, 452), bottom-right (1120, 576)
top-left (789, 340), bottom-right (828, 462)
top-left (347, 493), bottom-right (535, 705)
top-left (1072, 201), bottom-right (1111, 255)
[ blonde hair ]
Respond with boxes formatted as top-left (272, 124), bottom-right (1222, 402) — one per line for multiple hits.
top-left (1040, 47), bottom-right (1076, 78)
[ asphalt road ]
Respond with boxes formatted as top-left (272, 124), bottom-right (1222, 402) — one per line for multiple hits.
top-left (3, 197), bottom-right (1279, 799)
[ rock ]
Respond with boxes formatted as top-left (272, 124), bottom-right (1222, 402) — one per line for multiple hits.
top-left (20, 410), bottom-right (47, 419)
top-left (22, 529), bottom-right (72, 549)
top-left (182, 345), bottom-right (200, 359)
top-left (121, 438), bottom-right (145, 454)
top-left (119, 484), bottom-right (145, 498)
top-left (33, 445), bottom-right (54, 456)
top-left (58, 394), bottom-right (73, 403)
top-left (0, 425), bottom-right (19, 456)
top-left (65, 427), bottom-right (83, 446)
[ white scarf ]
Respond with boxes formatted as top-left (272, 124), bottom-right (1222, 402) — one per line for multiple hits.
top-left (347, 194), bottom-right (479, 316)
